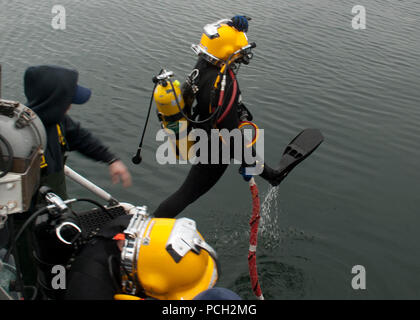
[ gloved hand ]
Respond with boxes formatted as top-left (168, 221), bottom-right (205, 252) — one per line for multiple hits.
top-left (229, 15), bottom-right (250, 32)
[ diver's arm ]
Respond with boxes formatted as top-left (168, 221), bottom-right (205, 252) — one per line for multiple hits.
top-left (63, 116), bottom-right (132, 187)
top-left (62, 115), bottom-right (116, 163)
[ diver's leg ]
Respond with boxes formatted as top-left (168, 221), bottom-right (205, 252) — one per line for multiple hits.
top-left (153, 163), bottom-right (229, 218)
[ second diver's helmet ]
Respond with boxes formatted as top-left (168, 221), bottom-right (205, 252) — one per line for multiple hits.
top-left (191, 18), bottom-right (254, 66)
top-left (0, 99), bottom-right (47, 217)
top-left (119, 208), bottom-right (220, 300)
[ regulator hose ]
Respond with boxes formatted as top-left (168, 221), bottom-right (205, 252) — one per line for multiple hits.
top-left (216, 68), bottom-right (238, 125)
top-left (168, 67), bottom-right (238, 127)
top-left (3, 207), bottom-right (49, 264)
top-left (168, 77), bottom-right (224, 126)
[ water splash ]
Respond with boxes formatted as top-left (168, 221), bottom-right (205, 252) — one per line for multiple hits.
top-left (258, 186), bottom-right (315, 249)
top-left (260, 186), bottom-right (279, 224)
top-left (259, 186), bottom-right (284, 249)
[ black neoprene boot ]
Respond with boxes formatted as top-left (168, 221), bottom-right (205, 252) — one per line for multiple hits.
top-left (259, 163), bottom-right (284, 187)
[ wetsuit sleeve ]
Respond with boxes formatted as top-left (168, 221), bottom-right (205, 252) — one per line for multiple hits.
top-left (62, 116), bottom-right (116, 163)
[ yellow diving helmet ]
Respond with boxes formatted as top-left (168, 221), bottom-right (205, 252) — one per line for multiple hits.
top-left (191, 19), bottom-right (251, 65)
top-left (118, 207), bottom-right (219, 300)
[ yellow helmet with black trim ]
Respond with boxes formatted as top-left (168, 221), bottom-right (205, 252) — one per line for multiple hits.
top-left (120, 209), bottom-right (219, 300)
top-left (192, 19), bottom-right (250, 65)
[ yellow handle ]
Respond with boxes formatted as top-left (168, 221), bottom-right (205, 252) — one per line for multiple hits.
top-left (238, 121), bottom-right (260, 148)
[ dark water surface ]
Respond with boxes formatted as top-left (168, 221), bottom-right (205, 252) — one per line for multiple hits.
top-left (1, 0), bottom-right (420, 299)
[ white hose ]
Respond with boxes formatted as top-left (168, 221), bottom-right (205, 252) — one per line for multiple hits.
top-left (64, 165), bottom-right (118, 205)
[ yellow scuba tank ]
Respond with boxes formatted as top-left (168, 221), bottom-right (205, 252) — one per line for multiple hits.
top-left (153, 75), bottom-right (193, 161)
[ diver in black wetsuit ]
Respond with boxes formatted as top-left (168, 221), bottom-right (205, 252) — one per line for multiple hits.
top-left (153, 16), bottom-right (282, 218)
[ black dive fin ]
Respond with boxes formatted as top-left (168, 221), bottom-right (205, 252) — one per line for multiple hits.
top-left (275, 128), bottom-right (324, 184)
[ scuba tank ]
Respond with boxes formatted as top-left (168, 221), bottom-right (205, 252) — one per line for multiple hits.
top-left (131, 62), bottom-right (246, 165)
top-left (131, 67), bottom-right (241, 165)
top-left (153, 72), bottom-right (194, 161)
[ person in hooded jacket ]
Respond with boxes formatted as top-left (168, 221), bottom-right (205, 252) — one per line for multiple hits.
top-left (15, 65), bottom-right (132, 296)
top-left (23, 65), bottom-right (132, 200)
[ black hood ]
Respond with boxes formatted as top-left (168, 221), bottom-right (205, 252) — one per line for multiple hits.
top-left (24, 65), bottom-right (78, 126)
